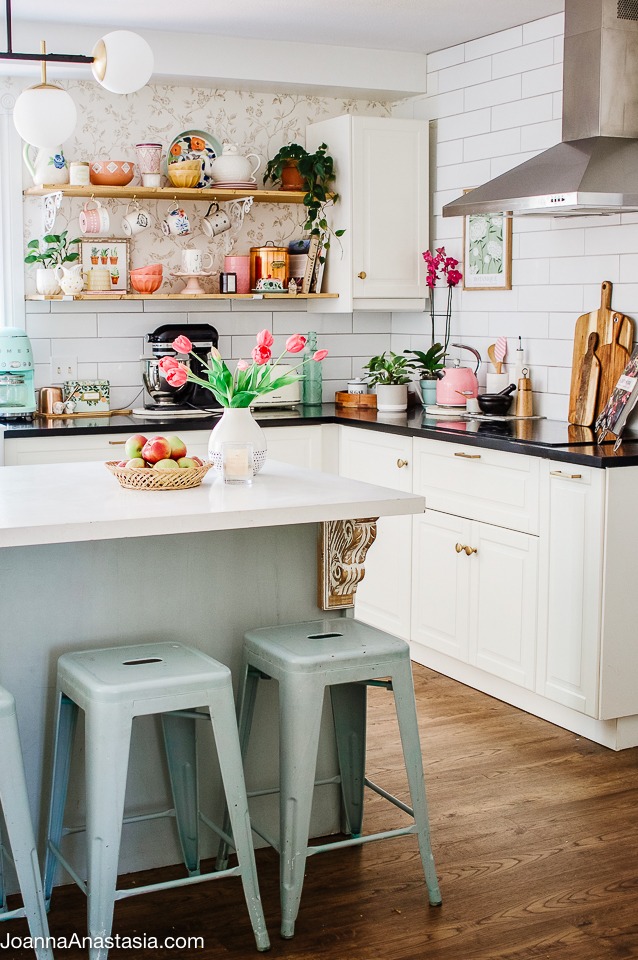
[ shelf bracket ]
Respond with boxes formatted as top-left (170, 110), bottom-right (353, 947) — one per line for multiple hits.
top-left (40, 190), bottom-right (63, 234)
top-left (219, 196), bottom-right (254, 255)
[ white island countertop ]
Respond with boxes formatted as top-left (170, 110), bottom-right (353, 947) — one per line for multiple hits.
top-left (0, 459), bottom-right (425, 548)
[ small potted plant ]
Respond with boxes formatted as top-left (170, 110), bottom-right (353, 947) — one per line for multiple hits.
top-left (24, 230), bottom-right (81, 296)
top-left (362, 351), bottom-right (412, 412)
top-left (404, 342), bottom-right (446, 407)
top-left (263, 142), bottom-right (344, 253)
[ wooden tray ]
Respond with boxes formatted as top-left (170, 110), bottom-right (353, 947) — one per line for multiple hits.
top-left (35, 408), bottom-right (132, 420)
top-left (335, 391), bottom-right (377, 408)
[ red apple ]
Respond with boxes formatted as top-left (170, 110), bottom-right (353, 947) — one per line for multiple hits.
top-left (154, 458), bottom-right (180, 470)
top-left (117, 459), bottom-right (128, 467)
top-left (167, 435), bottom-right (187, 460)
top-left (192, 456), bottom-right (204, 466)
top-left (124, 434), bottom-right (147, 459)
top-left (177, 457), bottom-right (199, 469)
top-left (125, 457), bottom-right (147, 468)
top-left (142, 436), bottom-right (172, 463)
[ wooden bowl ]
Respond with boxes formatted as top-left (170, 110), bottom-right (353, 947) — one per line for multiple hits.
top-left (90, 160), bottom-right (135, 186)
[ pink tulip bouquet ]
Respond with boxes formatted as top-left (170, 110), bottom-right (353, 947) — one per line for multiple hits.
top-left (160, 330), bottom-right (328, 408)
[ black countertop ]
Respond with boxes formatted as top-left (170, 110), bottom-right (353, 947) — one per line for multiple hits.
top-left (2, 403), bottom-right (638, 468)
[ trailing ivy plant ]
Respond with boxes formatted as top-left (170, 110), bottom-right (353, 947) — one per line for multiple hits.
top-left (263, 142), bottom-right (344, 253)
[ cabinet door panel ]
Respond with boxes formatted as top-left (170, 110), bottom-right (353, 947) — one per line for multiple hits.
top-left (262, 426), bottom-right (323, 469)
top-left (471, 523), bottom-right (537, 690)
top-left (339, 427), bottom-right (413, 639)
top-left (540, 465), bottom-right (604, 717)
top-left (411, 511), bottom-right (471, 660)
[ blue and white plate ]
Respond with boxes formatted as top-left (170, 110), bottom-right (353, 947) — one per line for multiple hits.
top-left (167, 129), bottom-right (224, 188)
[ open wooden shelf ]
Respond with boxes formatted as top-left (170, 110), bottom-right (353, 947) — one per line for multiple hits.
top-left (26, 292), bottom-right (337, 301)
top-left (23, 185), bottom-right (307, 204)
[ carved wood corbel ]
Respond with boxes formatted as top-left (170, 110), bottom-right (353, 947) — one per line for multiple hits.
top-left (318, 517), bottom-right (378, 610)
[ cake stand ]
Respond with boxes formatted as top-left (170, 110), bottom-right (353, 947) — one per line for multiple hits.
top-left (170, 271), bottom-right (215, 295)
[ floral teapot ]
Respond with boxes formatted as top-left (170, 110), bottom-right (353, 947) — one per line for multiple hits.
top-left (23, 144), bottom-right (69, 187)
top-left (209, 142), bottom-right (261, 184)
top-left (55, 264), bottom-right (84, 296)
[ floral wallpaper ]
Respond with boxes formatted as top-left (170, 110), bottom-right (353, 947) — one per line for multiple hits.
top-left (5, 79), bottom-right (391, 294)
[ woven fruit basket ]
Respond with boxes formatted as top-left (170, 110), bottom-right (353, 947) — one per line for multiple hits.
top-left (105, 460), bottom-right (213, 491)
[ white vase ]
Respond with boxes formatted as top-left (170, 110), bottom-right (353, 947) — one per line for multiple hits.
top-left (35, 268), bottom-right (61, 296)
top-left (376, 383), bottom-right (408, 413)
top-left (208, 407), bottom-right (267, 475)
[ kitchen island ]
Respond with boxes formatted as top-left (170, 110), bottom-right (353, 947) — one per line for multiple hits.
top-left (0, 458), bottom-right (425, 888)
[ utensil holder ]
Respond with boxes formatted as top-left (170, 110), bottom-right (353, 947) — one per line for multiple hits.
top-left (485, 372), bottom-right (510, 393)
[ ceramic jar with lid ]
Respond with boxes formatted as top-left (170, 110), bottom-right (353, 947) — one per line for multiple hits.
top-left (209, 143), bottom-right (261, 183)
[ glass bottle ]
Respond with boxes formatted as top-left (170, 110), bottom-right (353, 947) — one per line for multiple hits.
top-left (302, 331), bottom-right (323, 406)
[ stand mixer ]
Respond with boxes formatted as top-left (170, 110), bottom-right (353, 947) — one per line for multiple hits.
top-left (0, 327), bottom-right (36, 420)
top-left (138, 323), bottom-right (221, 416)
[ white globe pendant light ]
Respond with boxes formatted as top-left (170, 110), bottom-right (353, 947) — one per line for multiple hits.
top-left (13, 82), bottom-right (77, 148)
top-left (92, 30), bottom-right (154, 95)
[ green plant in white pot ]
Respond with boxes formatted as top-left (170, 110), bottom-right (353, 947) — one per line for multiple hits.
top-left (24, 230), bottom-right (81, 297)
top-left (363, 351), bottom-right (412, 412)
top-left (404, 342), bottom-right (446, 407)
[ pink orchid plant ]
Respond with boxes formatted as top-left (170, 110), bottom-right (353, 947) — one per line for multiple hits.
top-left (160, 330), bottom-right (328, 408)
top-left (422, 246), bottom-right (462, 356)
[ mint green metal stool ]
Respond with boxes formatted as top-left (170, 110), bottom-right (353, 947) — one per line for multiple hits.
top-left (0, 687), bottom-right (53, 960)
top-left (217, 617), bottom-right (441, 939)
top-left (43, 642), bottom-right (270, 959)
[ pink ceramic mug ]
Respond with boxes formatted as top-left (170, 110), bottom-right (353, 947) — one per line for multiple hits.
top-left (135, 142), bottom-right (163, 175)
top-left (79, 199), bottom-right (110, 236)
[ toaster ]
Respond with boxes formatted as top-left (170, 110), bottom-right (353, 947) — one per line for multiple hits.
top-left (251, 364), bottom-right (301, 408)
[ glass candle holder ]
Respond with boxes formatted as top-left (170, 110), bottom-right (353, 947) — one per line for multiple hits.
top-left (221, 441), bottom-right (254, 484)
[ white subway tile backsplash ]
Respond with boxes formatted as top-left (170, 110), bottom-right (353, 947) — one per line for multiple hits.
top-left (438, 57), bottom-right (492, 95)
top-left (492, 39), bottom-right (555, 80)
top-left (519, 228), bottom-right (585, 260)
top-left (437, 139), bottom-right (464, 166)
top-left (491, 94), bottom-right (553, 132)
top-left (97, 312), bottom-right (154, 338)
top-left (435, 159), bottom-right (492, 192)
top-left (511, 259), bottom-right (551, 286)
top-left (465, 26), bottom-right (523, 62)
top-left (465, 76), bottom-right (522, 112)
top-left (26, 312), bottom-right (98, 339)
top-left (463, 128), bottom-right (521, 163)
top-left (437, 109), bottom-right (491, 142)
top-left (412, 89), bottom-right (465, 121)
top-left (523, 13), bottom-right (563, 45)
top-left (520, 118), bottom-right (561, 152)
top-left (549, 256), bottom-right (620, 285)
top-left (427, 46), bottom-right (465, 73)
top-left (522, 63), bottom-right (563, 99)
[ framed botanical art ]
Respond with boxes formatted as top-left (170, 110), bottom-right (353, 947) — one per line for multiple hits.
top-left (462, 193), bottom-right (512, 291)
top-left (80, 239), bottom-right (129, 293)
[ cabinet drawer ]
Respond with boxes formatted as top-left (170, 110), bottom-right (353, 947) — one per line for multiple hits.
top-left (339, 426), bottom-right (412, 492)
top-left (412, 437), bottom-right (540, 534)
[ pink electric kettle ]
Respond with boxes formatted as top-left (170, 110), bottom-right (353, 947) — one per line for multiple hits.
top-left (436, 343), bottom-right (481, 406)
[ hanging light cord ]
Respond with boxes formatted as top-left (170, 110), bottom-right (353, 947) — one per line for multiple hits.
top-left (0, 0), bottom-right (93, 65)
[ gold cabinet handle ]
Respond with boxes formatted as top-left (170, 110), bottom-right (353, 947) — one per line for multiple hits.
top-left (550, 470), bottom-right (582, 480)
top-left (455, 543), bottom-right (478, 556)
top-left (396, 458), bottom-right (409, 468)
top-left (454, 452), bottom-right (481, 459)
top-left (357, 271), bottom-right (367, 279)
top-left (108, 440), bottom-right (126, 445)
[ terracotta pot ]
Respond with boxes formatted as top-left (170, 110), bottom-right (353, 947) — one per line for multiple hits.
top-left (280, 160), bottom-right (305, 191)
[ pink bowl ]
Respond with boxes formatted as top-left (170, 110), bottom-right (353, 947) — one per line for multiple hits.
top-left (130, 273), bottom-right (162, 294)
top-left (130, 264), bottom-right (163, 276)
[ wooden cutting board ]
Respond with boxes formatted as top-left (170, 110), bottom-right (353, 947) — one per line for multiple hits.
top-left (595, 314), bottom-right (631, 419)
top-left (568, 331), bottom-right (600, 426)
top-left (569, 281), bottom-right (634, 420)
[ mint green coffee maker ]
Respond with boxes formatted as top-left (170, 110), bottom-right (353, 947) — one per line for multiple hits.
top-left (0, 327), bottom-right (36, 419)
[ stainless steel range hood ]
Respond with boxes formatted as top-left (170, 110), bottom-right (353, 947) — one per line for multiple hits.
top-left (443, 0), bottom-right (638, 218)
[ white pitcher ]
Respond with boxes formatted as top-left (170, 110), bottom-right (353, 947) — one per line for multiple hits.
top-left (55, 264), bottom-right (84, 296)
top-left (23, 144), bottom-right (69, 187)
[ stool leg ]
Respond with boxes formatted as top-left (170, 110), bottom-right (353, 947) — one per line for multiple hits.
top-left (84, 703), bottom-right (133, 960)
top-left (44, 692), bottom-right (79, 904)
top-left (0, 712), bottom-right (54, 960)
top-left (391, 660), bottom-right (442, 907)
top-left (215, 663), bottom-right (259, 872)
top-left (330, 682), bottom-right (367, 836)
top-left (161, 712), bottom-right (200, 876)
top-left (279, 677), bottom-right (325, 939)
top-left (208, 681), bottom-right (270, 952)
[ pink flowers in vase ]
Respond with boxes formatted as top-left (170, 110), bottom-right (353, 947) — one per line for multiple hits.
top-left (159, 329), bottom-right (328, 408)
top-left (422, 246), bottom-right (462, 355)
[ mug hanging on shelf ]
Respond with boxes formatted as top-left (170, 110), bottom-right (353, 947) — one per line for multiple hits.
top-left (201, 202), bottom-right (231, 238)
top-left (79, 199), bottom-right (110, 236)
top-left (122, 201), bottom-right (153, 237)
top-left (161, 202), bottom-right (191, 237)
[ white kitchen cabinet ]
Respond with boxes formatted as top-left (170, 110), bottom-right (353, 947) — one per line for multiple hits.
top-left (339, 426), bottom-right (413, 639)
top-left (4, 424), bottom-right (324, 469)
top-left (537, 464), bottom-right (605, 717)
top-left (412, 511), bottom-right (537, 690)
top-left (305, 114), bottom-right (429, 313)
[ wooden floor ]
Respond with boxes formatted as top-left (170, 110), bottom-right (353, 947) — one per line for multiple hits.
top-left (5, 663), bottom-right (638, 959)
